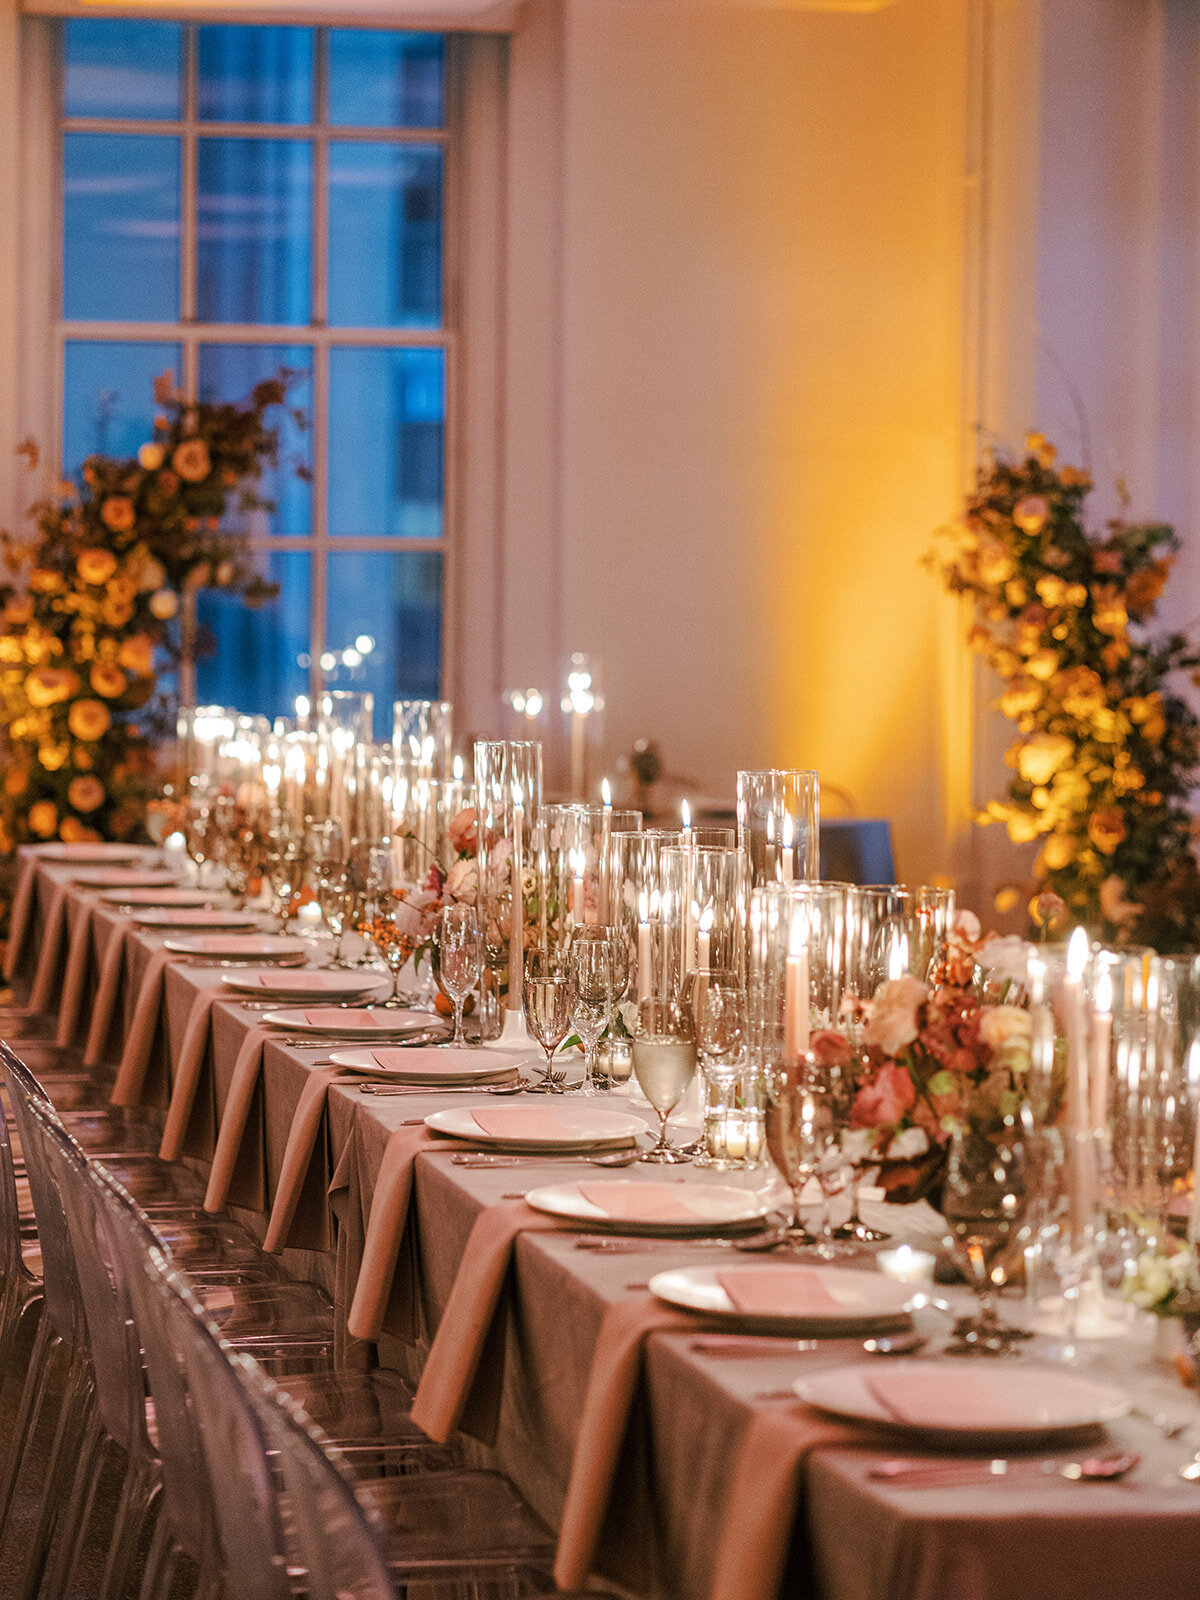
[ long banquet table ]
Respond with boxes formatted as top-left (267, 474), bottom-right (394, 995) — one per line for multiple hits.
top-left (11, 846), bottom-right (1200, 1600)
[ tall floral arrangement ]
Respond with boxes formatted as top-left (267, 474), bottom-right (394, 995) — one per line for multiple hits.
top-left (928, 433), bottom-right (1200, 952)
top-left (0, 372), bottom-right (296, 852)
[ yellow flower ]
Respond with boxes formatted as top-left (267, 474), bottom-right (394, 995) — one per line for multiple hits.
top-left (76, 548), bottom-right (118, 586)
top-left (67, 775), bottom-right (105, 813)
top-left (1091, 585), bottom-right (1128, 637)
top-left (117, 635), bottom-right (155, 677)
top-left (172, 438), bottom-right (211, 483)
top-left (1024, 433), bottom-right (1057, 468)
top-left (1087, 808), bottom-right (1127, 855)
top-left (137, 443), bottom-right (165, 471)
top-left (29, 569), bottom-right (62, 594)
top-left (0, 638), bottom-right (22, 666)
top-left (28, 800), bottom-right (57, 838)
top-left (67, 699), bottom-right (111, 741)
top-left (100, 497), bottom-right (136, 534)
top-left (25, 667), bottom-right (79, 708)
top-left (1013, 495), bottom-right (1049, 534)
top-left (90, 662), bottom-right (126, 698)
top-left (1025, 649), bottom-right (1059, 681)
top-left (976, 537), bottom-right (1014, 586)
top-left (38, 744), bottom-right (69, 772)
top-left (4, 598), bottom-right (32, 626)
top-left (1006, 810), bottom-right (1043, 844)
top-left (100, 596), bottom-right (134, 628)
top-left (998, 678), bottom-right (1042, 718)
top-left (148, 589), bottom-right (178, 620)
top-left (3, 768), bottom-right (27, 798)
top-left (1016, 732), bottom-right (1074, 787)
top-left (1041, 834), bottom-right (1074, 871)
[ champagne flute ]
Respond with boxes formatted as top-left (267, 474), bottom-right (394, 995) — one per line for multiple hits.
top-left (439, 905), bottom-right (482, 1045)
top-left (568, 934), bottom-right (617, 1096)
top-left (523, 950), bottom-right (571, 1092)
top-left (764, 1055), bottom-right (836, 1244)
top-left (371, 892), bottom-right (417, 1004)
top-left (632, 996), bottom-right (697, 1162)
top-left (315, 863), bottom-right (351, 967)
top-left (263, 818), bottom-right (305, 934)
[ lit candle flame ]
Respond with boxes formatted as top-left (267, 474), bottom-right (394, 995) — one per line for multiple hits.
top-left (601, 777), bottom-right (612, 808)
top-left (681, 799), bottom-right (692, 832)
top-left (1066, 924), bottom-right (1088, 981)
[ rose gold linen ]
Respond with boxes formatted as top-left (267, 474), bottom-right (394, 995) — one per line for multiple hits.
top-left (345, 1124), bottom-right (448, 1342)
top-left (55, 896), bottom-right (97, 1047)
top-left (83, 916), bottom-right (134, 1067)
top-left (28, 882), bottom-right (69, 1014)
top-left (4, 854), bottom-right (38, 981)
top-left (202, 1026), bottom-right (272, 1211)
top-left (109, 948), bottom-right (172, 1105)
top-left (263, 1065), bottom-right (344, 1252)
top-left (158, 986), bottom-right (228, 1159)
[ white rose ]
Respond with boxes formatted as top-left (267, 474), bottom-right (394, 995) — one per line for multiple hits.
top-left (977, 934), bottom-right (1035, 988)
top-left (444, 858), bottom-right (478, 903)
top-left (951, 909), bottom-right (981, 943)
top-left (978, 1004), bottom-right (1032, 1053)
top-left (841, 1128), bottom-right (878, 1165)
top-left (885, 1126), bottom-right (929, 1161)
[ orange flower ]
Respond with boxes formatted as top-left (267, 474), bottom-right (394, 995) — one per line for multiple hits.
top-left (3, 768), bottom-right (27, 798)
top-left (77, 547), bottom-right (118, 585)
top-left (67, 699), bottom-right (111, 741)
top-left (29, 569), bottom-right (62, 594)
top-left (137, 443), bottom-right (165, 471)
top-left (117, 635), bottom-right (155, 677)
top-left (25, 667), bottom-right (79, 708)
top-left (28, 800), bottom-right (57, 838)
top-left (67, 774), bottom-right (105, 813)
top-left (101, 596), bottom-right (134, 628)
top-left (172, 438), bottom-right (211, 483)
top-left (4, 597), bottom-right (32, 626)
top-left (1125, 561), bottom-right (1170, 621)
top-left (1087, 808), bottom-right (1127, 855)
top-left (59, 816), bottom-right (100, 844)
top-left (90, 662), bottom-right (126, 698)
top-left (100, 496), bottom-right (136, 534)
top-left (1013, 495), bottom-right (1049, 534)
top-left (148, 589), bottom-right (178, 620)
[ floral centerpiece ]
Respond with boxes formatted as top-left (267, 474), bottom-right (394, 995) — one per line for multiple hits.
top-left (927, 433), bottom-right (1200, 951)
top-left (0, 373), bottom-right (296, 857)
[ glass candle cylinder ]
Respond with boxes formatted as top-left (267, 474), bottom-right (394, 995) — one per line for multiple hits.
top-left (736, 769), bottom-right (819, 887)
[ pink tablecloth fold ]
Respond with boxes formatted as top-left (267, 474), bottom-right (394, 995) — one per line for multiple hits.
top-left (109, 948), bottom-right (171, 1106)
top-left (408, 1198), bottom-right (575, 1446)
top-left (84, 918), bottom-right (135, 1068)
top-left (158, 985), bottom-right (227, 1161)
top-left (4, 854), bottom-right (38, 982)
top-left (263, 1065), bottom-right (343, 1253)
top-left (203, 1026), bottom-right (272, 1212)
top-left (344, 1124), bottom-right (447, 1344)
top-left (706, 1405), bottom-right (851, 1600)
top-left (56, 896), bottom-right (103, 1047)
top-left (28, 882), bottom-right (69, 1015)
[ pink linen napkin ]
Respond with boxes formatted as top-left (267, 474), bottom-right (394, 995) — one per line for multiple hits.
top-left (83, 917), bottom-right (135, 1068)
top-left (28, 882), bottom-right (70, 1014)
top-left (202, 1027), bottom-right (272, 1212)
top-left (553, 1295), bottom-right (716, 1589)
top-left (714, 1267), bottom-right (847, 1318)
top-left (299, 1006), bottom-right (423, 1030)
top-left (862, 1369), bottom-right (1019, 1431)
top-left (158, 985), bottom-right (230, 1160)
top-left (469, 1105), bottom-right (581, 1141)
top-left (56, 897), bottom-right (98, 1048)
top-left (246, 970), bottom-right (345, 993)
top-left (263, 1065), bottom-right (344, 1253)
top-left (576, 1182), bottom-right (714, 1225)
top-left (4, 854), bottom-right (39, 981)
top-left (109, 949), bottom-right (172, 1106)
top-left (705, 1406), bottom-right (852, 1600)
top-left (345, 1125), bottom-right (453, 1343)
top-left (408, 1198), bottom-right (577, 1445)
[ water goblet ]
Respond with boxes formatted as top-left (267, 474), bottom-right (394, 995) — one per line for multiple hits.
top-left (764, 1054), bottom-right (838, 1245)
top-left (688, 972), bottom-right (747, 1168)
top-left (523, 950), bottom-right (572, 1092)
top-left (941, 1121), bottom-right (1032, 1354)
top-left (438, 905), bottom-right (482, 1045)
top-left (568, 933), bottom-right (617, 1097)
top-left (631, 996), bottom-right (697, 1162)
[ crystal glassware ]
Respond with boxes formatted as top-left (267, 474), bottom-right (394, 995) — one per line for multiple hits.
top-left (736, 769), bottom-right (819, 887)
top-left (438, 904), bottom-right (482, 1045)
top-left (568, 932), bottom-right (617, 1097)
top-left (522, 949), bottom-right (572, 1092)
top-left (631, 995), bottom-right (697, 1162)
top-left (941, 1121), bottom-right (1032, 1354)
top-left (764, 1055), bottom-right (837, 1245)
top-left (263, 816), bottom-right (305, 934)
top-left (687, 971), bottom-right (747, 1169)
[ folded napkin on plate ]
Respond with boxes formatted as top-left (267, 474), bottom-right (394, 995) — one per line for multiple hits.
top-left (714, 1266), bottom-right (847, 1318)
top-left (109, 949), bottom-right (172, 1105)
top-left (83, 918), bottom-right (135, 1068)
top-left (263, 1065), bottom-right (344, 1253)
top-left (203, 1026), bottom-right (273, 1212)
top-left (299, 1006), bottom-right (423, 1030)
top-left (409, 1198), bottom-right (576, 1445)
top-left (159, 985), bottom-right (233, 1160)
top-left (553, 1295), bottom-right (716, 1589)
top-left (469, 1105), bottom-right (582, 1141)
top-left (862, 1369), bottom-right (1017, 1430)
top-left (705, 1405), bottom-right (851, 1600)
top-left (28, 881), bottom-right (70, 1015)
top-left (4, 855), bottom-right (39, 982)
top-left (245, 970), bottom-right (348, 993)
top-left (576, 1181), bottom-right (714, 1225)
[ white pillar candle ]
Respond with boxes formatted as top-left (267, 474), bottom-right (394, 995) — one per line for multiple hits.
top-left (637, 894), bottom-right (653, 1004)
top-left (784, 909), bottom-right (810, 1060)
top-left (697, 907), bottom-right (713, 973)
top-left (509, 797), bottom-right (524, 1012)
top-left (1064, 926), bottom-right (1097, 1231)
top-left (571, 849), bottom-right (586, 927)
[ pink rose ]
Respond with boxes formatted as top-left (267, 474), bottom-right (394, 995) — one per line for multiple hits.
top-left (851, 1063), bottom-right (917, 1130)
top-left (863, 976), bottom-right (928, 1056)
top-left (444, 858), bottom-right (478, 903)
top-left (447, 806), bottom-right (479, 857)
top-left (811, 1029), bottom-right (852, 1070)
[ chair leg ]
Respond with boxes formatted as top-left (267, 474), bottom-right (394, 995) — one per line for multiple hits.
top-left (135, 1512), bottom-right (182, 1600)
top-left (36, 1407), bottom-right (110, 1600)
top-left (97, 1460), bottom-right (161, 1600)
top-left (16, 1358), bottom-right (97, 1600)
top-left (0, 1318), bottom-right (60, 1543)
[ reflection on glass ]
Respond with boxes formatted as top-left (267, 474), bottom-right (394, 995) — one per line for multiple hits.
top-left (63, 134), bottom-right (180, 322)
top-left (328, 144), bottom-right (442, 329)
top-left (196, 550), bottom-right (310, 721)
top-left (64, 19), bottom-right (182, 120)
top-left (328, 31), bottom-right (444, 128)
top-left (198, 26), bottom-right (313, 124)
top-left (197, 344), bottom-right (312, 535)
top-left (63, 341), bottom-right (181, 481)
top-left (324, 552), bottom-right (442, 738)
top-left (197, 139), bottom-right (311, 324)
top-left (328, 348), bottom-right (443, 538)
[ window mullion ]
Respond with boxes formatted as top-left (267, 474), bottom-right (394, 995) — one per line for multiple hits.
top-left (181, 24), bottom-right (197, 333)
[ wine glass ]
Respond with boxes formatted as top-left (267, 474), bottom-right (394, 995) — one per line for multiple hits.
top-left (523, 950), bottom-right (571, 1092)
top-left (631, 996), bottom-right (697, 1162)
top-left (688, 972), bottom-right (747, 1168)
top-left (941, 1121), bottom-right (1032, 1354)
top-left (371, 892), bottom-right (418, 1004)
top-left (315, 862), bottom-right (351, 967)
top-left (764, 1055), bottom-right (838, 1245)
top-left (263, 817), bottom-right (305, 934)
top-left (184, 781), bottom-right (216, 886)
top-left (568, 933), bottom-right (617, 1096)
top-left (438, 905), bottom-right (482, 1045)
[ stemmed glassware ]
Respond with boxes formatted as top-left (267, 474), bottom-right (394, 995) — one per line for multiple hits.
top-left (262, 816), bottom-right (305, 934)
top-left (568, 932), bottom-right (618, 1096)
top-left (523, 950), bottom-right (572, 1092)
top-left (941, 1120), bottom-right (1032, 1354)
top-left (688, 972), bottom-right (747, 1168)
top-left (439, 905), bottom-right (482, 1045)
top-left (764, 1056), bottom-right (834, 1245)
top-left (184, 780), bottom-right (217, 886)
top-left (631, 995), bottom-right (697, 1161)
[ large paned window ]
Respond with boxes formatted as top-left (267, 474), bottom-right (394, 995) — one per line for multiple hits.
top-left (57, 19), bottom-right (449, 735)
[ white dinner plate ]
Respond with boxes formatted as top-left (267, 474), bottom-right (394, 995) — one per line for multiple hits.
top-left (220, 970), bottom-right (390, 1001)
top-left (260, 1005), bottom-right (432, 1036)
top-left (132, 908), bottom-right (262, 929)
top-left (522, 1178), bottom-right (774, 1232)
top-left (163, 935), bottom-right (312, 963)
top-left (426, 1105), bottom-right (646, 1152)
top-left (100, 888), bottom-right (223, 907)
top-left (795, 1361), bottom-right (1129, 1442)
top-left (330, 1045), bottom-right (524, 1086)
top-left (34, 843), bottom-right (145, 862)
top-left (647, 1264), bottom-right (912, 1334)
top-left (71, 869), bottom-right (181, 889)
